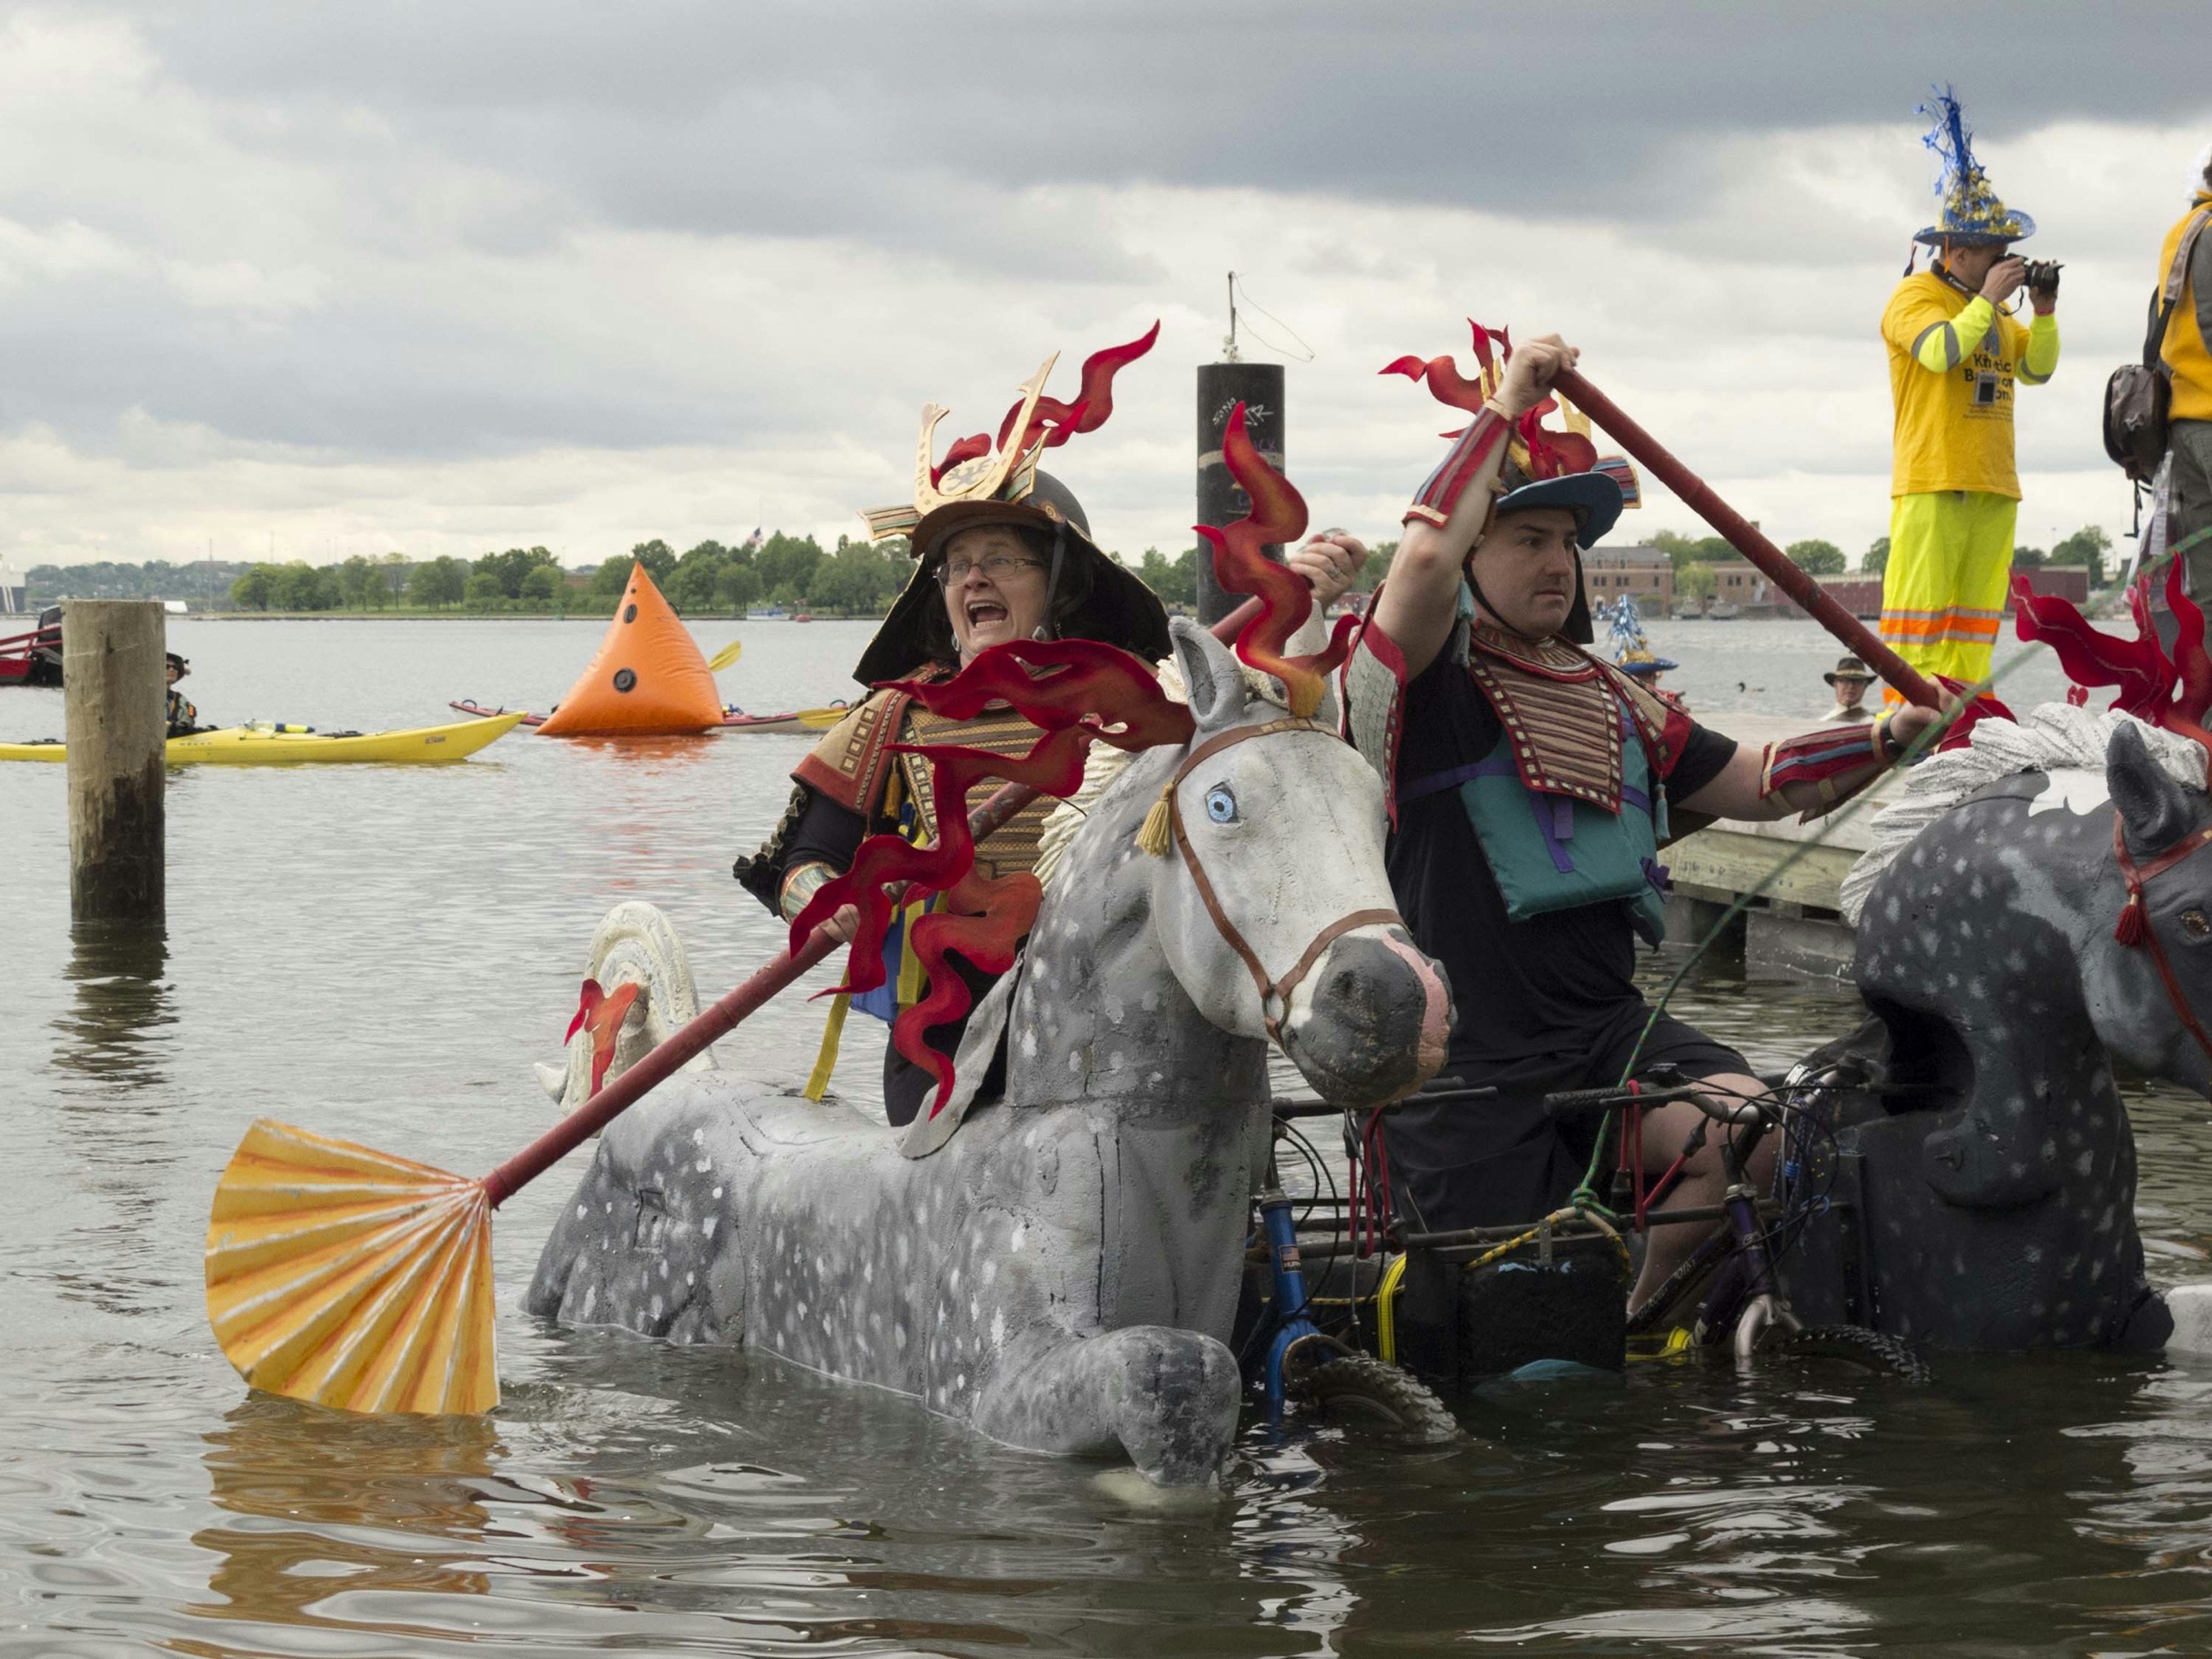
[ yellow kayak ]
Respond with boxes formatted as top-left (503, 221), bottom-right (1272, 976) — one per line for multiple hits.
top-left (0, 710), bottom-right (528, 766)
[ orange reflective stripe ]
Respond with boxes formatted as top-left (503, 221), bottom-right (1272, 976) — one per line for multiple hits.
top-left (1880, 613), bottom-right (2002, 642)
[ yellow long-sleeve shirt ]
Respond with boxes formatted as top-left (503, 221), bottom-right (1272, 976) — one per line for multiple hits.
top-left (1883, 269), bottom-right (2059, 499)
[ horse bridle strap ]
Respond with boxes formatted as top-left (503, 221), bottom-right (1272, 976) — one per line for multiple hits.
top-left (2112, 815), bottom-right (2212, 1062)
top-left (1166, 717), bottom-right (1406, 1042)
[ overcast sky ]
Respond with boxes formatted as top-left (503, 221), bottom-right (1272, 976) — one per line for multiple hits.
top-left (6, 1), bottom-right (2211, 573)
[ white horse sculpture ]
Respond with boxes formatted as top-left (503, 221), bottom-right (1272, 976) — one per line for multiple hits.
top-left (525, 621), bottom-right (1451, 1485)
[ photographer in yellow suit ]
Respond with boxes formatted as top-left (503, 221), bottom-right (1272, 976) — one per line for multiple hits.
top-left (1880, 90), bottom-right (2059, 692)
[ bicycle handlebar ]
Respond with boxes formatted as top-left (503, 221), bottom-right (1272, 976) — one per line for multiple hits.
top-left (1269, 1082), bottom-right (1498, 1120)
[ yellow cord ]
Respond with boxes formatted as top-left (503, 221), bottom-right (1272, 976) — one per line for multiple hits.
top-left (1375, 1253), bottom-right (1411, 1363)
top-left (802, 993), bottom-right (850, 1101)
top-left (1627, 1326), bottom-right (1695, 1363)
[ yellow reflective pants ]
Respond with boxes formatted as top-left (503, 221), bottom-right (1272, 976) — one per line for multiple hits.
top-left (1879, 490), bottom-right (2016, 694)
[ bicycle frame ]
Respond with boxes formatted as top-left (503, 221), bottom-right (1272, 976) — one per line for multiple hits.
top-left (1251, 1182), bottom-right (1324, 1418)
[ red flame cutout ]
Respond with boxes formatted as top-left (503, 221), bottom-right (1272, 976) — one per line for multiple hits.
top-left (995, 321), bottom-right (1161, 456)
top-left (2011, 562), bottom-right (2212, 778)
top-left (565, 978), bottom-right (642, 1098)
top-left (1379, 320), bottom-right (1596, 470)
top-left (789, 640), bottom-right (1195, 1119)
top-left (1196, 403), bottom-right (1357, 719)
top-left (930, 432), bottom-right (993, 488)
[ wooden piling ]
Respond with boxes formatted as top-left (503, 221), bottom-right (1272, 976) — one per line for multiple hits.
top-left (64, 600), bottom-right (165, 923)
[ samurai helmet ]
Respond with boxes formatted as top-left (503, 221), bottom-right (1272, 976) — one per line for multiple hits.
top-left (851, 327), bottom-right (1172, 685)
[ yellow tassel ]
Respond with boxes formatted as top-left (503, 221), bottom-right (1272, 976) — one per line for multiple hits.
top-left (895, 897), bottom-right (929, 1006)
top-left (802, 994), bottom-right (850, 1102)
top-left (1135, 786), bottom-right (1175, 857)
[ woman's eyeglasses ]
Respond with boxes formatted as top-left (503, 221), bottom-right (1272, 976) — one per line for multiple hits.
top-left (935, 554), bottom-right (1046, 587)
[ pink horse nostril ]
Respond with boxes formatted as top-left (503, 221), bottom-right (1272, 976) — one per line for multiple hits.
top-left (1376, 931), bottom-right (1452, 1089)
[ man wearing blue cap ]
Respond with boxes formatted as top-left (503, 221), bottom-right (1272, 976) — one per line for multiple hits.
top-left (1344, 334), bottom-right (1942, 1306)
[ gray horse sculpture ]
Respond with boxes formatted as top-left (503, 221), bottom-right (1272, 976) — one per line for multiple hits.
top-left (526, 621), bottom-right (1452, 1485)
top-left (1787, 719), bottom-right (2212, 1351)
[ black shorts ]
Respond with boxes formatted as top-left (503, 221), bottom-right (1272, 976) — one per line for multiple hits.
top-left (1381, 1008), bottom-right (1750, 1235)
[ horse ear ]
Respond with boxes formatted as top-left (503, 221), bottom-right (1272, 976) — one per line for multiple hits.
top-left (1170, 617), bottom-right (1248, 733)
top-left (2107, 721), bottom-right (2196, 852)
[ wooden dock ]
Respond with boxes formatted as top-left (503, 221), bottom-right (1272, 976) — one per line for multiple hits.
top-left (1659, 714), bottom-right (1901, 979)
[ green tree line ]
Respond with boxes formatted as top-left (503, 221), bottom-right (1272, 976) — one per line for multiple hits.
top-left (215, 532), bottom-right (926, 618)
top-left (31, 515), bottom-right (2123, 620)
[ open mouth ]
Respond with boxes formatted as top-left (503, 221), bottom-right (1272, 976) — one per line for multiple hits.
top-left (966, 599), bottom-right (1009, 628)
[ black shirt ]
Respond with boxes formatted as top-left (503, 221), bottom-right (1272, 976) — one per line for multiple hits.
top-left (1389, 653), bottom-right (1737, 1068)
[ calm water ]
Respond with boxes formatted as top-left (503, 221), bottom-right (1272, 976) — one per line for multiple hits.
top-left (6, 616), bottom-right (2212, 1657)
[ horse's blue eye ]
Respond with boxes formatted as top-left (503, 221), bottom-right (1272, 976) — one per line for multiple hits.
top-left (1206, 786), bottom-right (1237, 824)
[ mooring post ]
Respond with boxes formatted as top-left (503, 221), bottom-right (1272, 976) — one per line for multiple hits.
top-left (64, 599), bottom-right (166, 923)
top-left (1195, 359), bottom-right (1287, 626)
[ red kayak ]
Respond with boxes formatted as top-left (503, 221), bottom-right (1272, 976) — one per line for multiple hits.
top-left (448, 699), bottom-right (844, 734)
top-left (0, 612), bottom-right (63, 688)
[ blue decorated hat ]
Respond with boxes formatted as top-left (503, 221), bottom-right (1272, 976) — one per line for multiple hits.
top-left (1616, 645), bottom-right (1677, 676)
top-left (1913, 87), bottom-right (2033, 249)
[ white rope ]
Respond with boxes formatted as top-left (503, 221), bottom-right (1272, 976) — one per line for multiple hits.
top-left (1838, 703), bottom-right (2210, 923)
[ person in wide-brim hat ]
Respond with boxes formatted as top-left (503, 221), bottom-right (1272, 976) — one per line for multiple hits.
top-left (164, 651), bottom-right (200, 736)
top-left (1821, 654), bottom-right (1876, 722)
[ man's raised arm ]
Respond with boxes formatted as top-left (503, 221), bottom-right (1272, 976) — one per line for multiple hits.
top-left (1371, 336), bottom-right (1580, 679)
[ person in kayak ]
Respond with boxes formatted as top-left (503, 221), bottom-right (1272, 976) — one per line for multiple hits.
top-left (165, 653), bottom-right (200, 736)
top-left (736, 330), bottom-right (1362, 1126)
top-left (1341, 331), bottom-right (1944, 1308)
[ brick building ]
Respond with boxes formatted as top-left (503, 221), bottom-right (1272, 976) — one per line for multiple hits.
top-left (1704, 556), bottom-right (1777, 616)
top-left (1582, 544), bottom-right (1676, 616)
top-left (1818, 566), bottom-right (2090, 620)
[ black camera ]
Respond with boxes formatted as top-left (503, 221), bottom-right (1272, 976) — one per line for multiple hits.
top-left (2021, 259), bottom-right (2062, 300)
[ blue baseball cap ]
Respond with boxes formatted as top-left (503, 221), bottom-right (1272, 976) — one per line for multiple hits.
top-left (1493, 471), bottom-right (1624, 549)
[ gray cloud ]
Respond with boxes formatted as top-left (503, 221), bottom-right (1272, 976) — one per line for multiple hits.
top-left (4, 1), bottom-right (2211, 569)
top-left (127, 0), bottom-right (2212, 231)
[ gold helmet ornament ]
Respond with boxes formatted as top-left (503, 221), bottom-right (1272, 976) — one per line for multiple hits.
top-left (861, 323), bottom-right (1161, 555)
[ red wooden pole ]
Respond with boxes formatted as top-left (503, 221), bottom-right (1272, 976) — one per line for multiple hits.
top-left (1555, 369), bottom-right (1942, 710)
top-left (480, 595), bottom-right (1271, 1206)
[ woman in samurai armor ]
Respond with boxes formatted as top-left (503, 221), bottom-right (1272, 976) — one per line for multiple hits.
top-left (738, 332), bottom-right (1363, 1125)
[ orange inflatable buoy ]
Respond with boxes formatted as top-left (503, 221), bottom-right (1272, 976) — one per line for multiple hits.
top-left (537, 563), bottom-right (724, 736)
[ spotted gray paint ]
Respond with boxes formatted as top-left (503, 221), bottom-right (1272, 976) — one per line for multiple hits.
top-left (525, 621), bottom-right (1449, 1485)
top-left (1790, 724), bottom-right (2210, 1350)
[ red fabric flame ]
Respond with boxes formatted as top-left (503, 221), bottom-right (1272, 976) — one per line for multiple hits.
top-left (789, 639), bottom-right (1195, 1119)
top-left (996, 321), bottom-right (1161, 456)
top-left (1514, 402), bottom-right (1599, 480)
top-left (1195, 403), bottom-right (1357, 719)
top-left (1931, 675), bottom-right (2017, 752)
top-left (930, 432), bottom-right (993, 488)
top-left (1378, 352), bottom-right (1488, 415)
top-left (2009, 562), bottom-right (2212, 777)
top-left (565, 978), bottom-right (642, 1098)
top-left (1378, 320), bottom-right (1596, 472)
